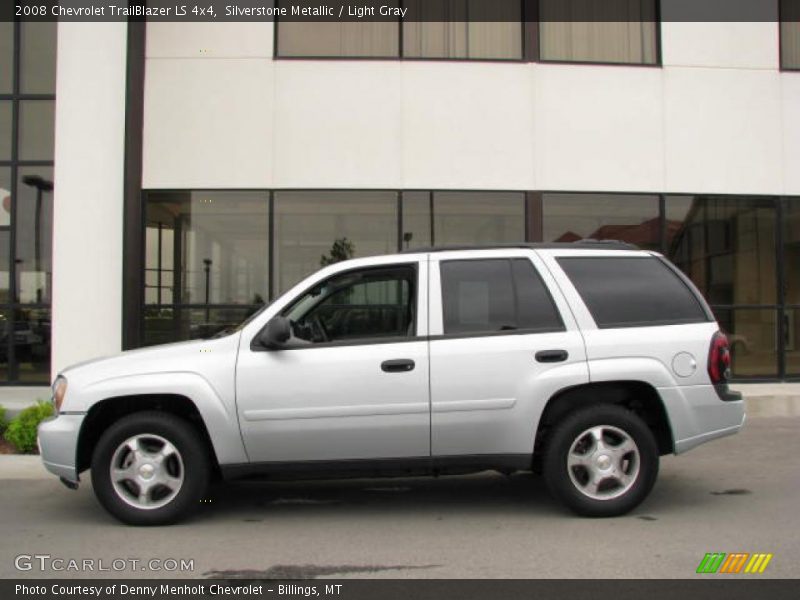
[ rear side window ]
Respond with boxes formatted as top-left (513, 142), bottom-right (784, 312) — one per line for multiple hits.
top-left (557, 256), bottom-right (710, 328)
top-left (441, 258), bottom-right (564, 335)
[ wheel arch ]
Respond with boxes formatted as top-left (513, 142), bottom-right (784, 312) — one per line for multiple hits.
top-left (76, 394), bottom-right (221, 478)
top-left (534, 381), bottom-right (674, 462)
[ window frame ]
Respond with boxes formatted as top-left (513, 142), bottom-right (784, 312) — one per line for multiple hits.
top-left (253, 262), bottom-right (421, 351)
top-left (436, 256), bottom-right (565, 339)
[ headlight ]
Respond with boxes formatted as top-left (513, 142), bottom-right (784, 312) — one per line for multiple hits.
top-left (52, 376), bottom-right (67, 414)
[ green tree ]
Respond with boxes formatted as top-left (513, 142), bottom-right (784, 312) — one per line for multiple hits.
top-left (320, 237), bottom-right (355, 266)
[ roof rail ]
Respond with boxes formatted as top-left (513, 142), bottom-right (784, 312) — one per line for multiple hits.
top-left (400, 240), bottom-right (639, 254)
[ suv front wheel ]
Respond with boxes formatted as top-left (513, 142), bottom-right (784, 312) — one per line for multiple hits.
top-left (91, 411), bottom-right (210, 526)
top-left (543, 405), bottom-right (659, 517)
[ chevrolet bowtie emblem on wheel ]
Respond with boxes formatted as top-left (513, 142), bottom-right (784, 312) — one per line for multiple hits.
top-left (696, 553), bottom-right (774, 574)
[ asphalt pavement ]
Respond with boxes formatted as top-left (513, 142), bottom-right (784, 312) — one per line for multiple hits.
top-left (0, 403), bottom-right (797, 579)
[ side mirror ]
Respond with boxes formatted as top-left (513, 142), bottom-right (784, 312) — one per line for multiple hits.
top-left (258, 316), bottom-right (291, 350)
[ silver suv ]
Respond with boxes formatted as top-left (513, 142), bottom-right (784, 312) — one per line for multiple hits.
top-left (39, 243), bottom-right (744, 525)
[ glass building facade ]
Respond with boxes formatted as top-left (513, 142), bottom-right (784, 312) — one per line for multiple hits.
top-left (0, 22), bottom-right (57, 384)
top-left (142, 191), bottom-right (799, 381)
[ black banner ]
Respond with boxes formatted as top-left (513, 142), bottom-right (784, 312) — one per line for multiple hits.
top-left (3, 579), bottom-right (800, 600)
top-left (1, 0), bottom-right (794, 23)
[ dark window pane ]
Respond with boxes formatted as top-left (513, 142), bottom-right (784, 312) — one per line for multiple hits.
top-left (277, 20), bottom-right (399, 57)
top-left (145, 222), bottom-right (175, 305)
top-left (543, 193), bottom-right (661, 251)
top-left (0, 101), bottom-right (11, 161)
top-left (0, 166), bottom-right (10, 223)
top-left (274, 191), bottom-right (398, 294)
top-left (16, 167), bottom-right (53, 304)
top-left (0, 23), bottom-right (12, 94)
top-left (434, 192), bottom-right (525, 246)
top-left (0, 169), bottom-right (9, 303)
top-left (786, 308), bottom-right (800, 376)
top-left (145, 191), bottom-right (270, 306)
top-left (785, 199), bottom-right (800, 307)
top-left (782, 0), bottom-right (800, 69)
top-left (19, 100), bottom-right (55, 161)
top-left (287, 266), bottom-right (415, 343)
top-left (558, 256), bottom-right (710, 328)
top-left (539, 0), bottom-right (658, 64)
top-left (20, 22), bottom-right (57, 95)
top-left (13, 307), bottom-right (50, 383)
top-left (403, 1), bottom-right (522, 59)
top-left (143, 306), bottom-right (258, 347)
top-left (401, 192), bottom-right (432, 250)
top-left (0, 228), bottom-right (9, 304)
top-left (512, 259), bottom-right (564, 331)
top-left (713, 308), bottom-right (778, 378)
top-left (0, 310), bottom-right (8, 382)
top-left (666, 196), bottom-right (777, 306)
top-left (441, 259), bottom-right (516, 334)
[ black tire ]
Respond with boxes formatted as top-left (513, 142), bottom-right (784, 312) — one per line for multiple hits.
top-left (91, 411), bottom-right (210, 526)
top-left (543, 404), bottom-right (659, 517)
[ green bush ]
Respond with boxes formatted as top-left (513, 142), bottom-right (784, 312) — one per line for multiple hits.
top-left (0, 405), bottom-right (7, 435)
top-left (4, 401), bottom-right (53, 454)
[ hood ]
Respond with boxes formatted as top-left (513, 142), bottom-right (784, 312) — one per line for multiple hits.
top-left (59, 333), bottom-right (242, 392)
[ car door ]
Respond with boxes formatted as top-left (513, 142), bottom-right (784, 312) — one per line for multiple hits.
top-left (428, 250), bottom-right (589, 463)
top-left (235, 259), bottom-right (431, 464)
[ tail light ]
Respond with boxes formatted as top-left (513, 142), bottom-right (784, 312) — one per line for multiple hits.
top-left (708, 332), bottom-right (731, 384)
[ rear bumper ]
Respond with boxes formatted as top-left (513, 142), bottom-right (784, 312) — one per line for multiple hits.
top-left (658, 385), bottom-right (746, 454)
top-left (674, 412), bottom-right (746, 454)
top-left (37, 413), bottom-right (84, 484)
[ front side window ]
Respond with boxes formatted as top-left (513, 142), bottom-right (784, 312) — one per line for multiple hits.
top-left (285, 266), bottom-right (416, 344)
top-left (441, 258), bottom-right (563, 335)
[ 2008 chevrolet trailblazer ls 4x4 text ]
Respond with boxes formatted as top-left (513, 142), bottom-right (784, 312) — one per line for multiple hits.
top-left (39, 243), bottom-right (744, 525)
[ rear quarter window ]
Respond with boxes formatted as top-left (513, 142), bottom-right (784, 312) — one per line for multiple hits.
top-left (557, 256), bottom-right (710, 328)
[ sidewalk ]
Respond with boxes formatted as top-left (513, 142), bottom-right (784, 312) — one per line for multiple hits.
top-left (0, 455), bottom-right (47, 479)
top-left (731, 383), bottom-right (800, 417)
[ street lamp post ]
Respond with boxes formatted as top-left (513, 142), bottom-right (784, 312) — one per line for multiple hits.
top-left (203, 258), bottom-right (212, 322)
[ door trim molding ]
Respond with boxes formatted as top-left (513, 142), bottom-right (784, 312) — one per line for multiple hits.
top-left (242, 402), bottom-right (430, 421)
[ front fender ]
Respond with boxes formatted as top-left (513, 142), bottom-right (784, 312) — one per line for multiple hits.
top-left (78, 372), bottom-right (247, 465)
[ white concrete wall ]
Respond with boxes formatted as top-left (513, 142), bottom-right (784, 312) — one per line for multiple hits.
top-left (142, 20), bottom-right (799, 196)
top-left (51, 23), bottom-right (127, 375)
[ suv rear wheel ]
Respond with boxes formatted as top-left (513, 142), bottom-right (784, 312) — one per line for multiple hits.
top-left (90, 411), bottom-right (210, 526)
top-left (543, 404), bottom-right (659, 517)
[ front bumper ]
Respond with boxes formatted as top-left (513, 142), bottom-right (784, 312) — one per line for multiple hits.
top-left (37, 413), bottom-right (84, 484)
